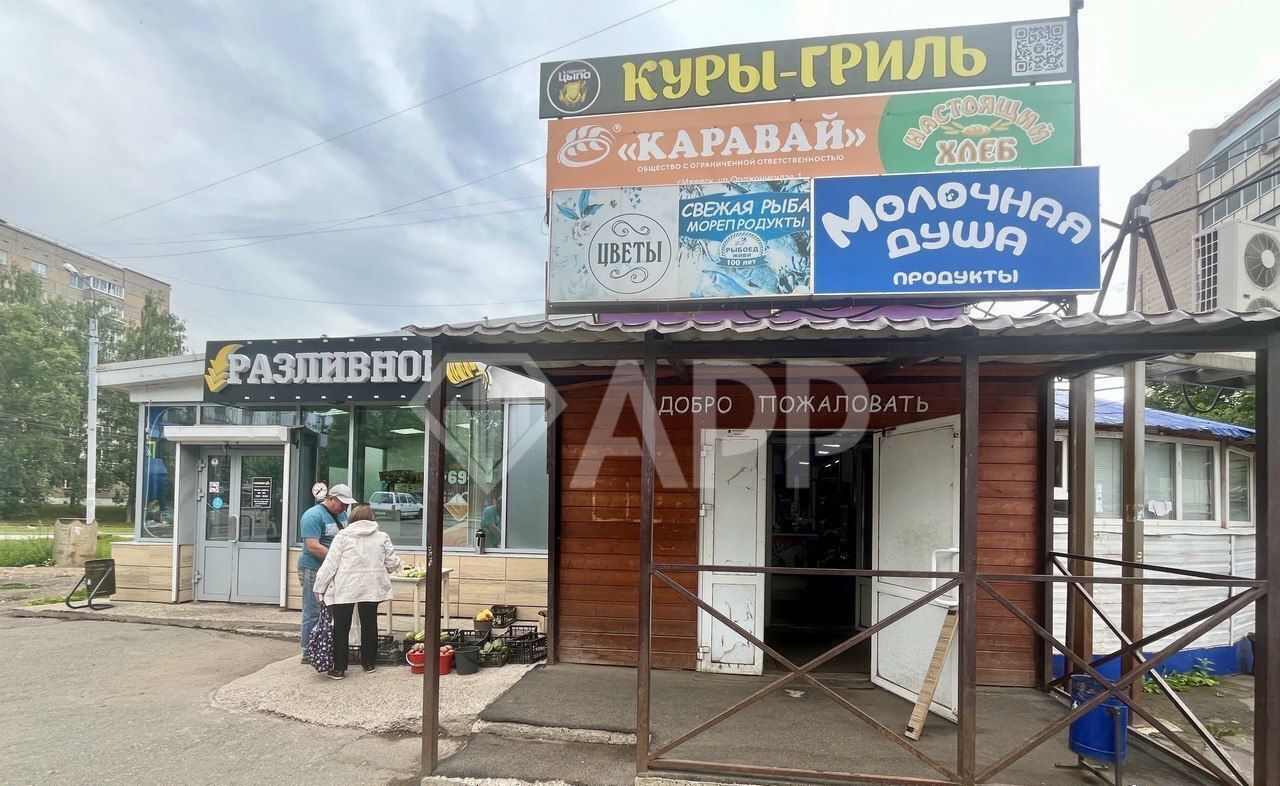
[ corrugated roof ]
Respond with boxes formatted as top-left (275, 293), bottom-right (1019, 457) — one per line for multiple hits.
top-left (409, 308), bottom-right (1279, 346)
top-left (1054, 390), bottom-right (1254, 442)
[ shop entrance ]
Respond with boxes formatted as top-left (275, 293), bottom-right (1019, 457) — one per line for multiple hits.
top-left (765, 431), bottom-right (872, 674)
top-left (195, 448), bottom-right (285, 603)
top-left (696, 418), bottom-right (961, 719)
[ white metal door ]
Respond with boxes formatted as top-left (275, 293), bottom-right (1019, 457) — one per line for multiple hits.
top-left (196, 449), bottom-right (284, 603)
top-left (871, 416), bottom-right (961, 721)
top-left (196, 449), bottom-right (234, 602)
top-left (697, 429), bottom-right (767, 675)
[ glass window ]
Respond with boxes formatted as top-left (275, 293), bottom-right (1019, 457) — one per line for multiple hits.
top-left (139, 405), bottom-right (196, 539)
top-left (200, 405), bottom-right (298, 426)
top-left (353, 406), bottom-right (425, 548)
top-left (1181, 444), bottom-right (1215, 520)
top-left (295, 406), bottom-right (350, 536)
top-left (443, 401), bottom-right (504, 550)
top-left (1094, 438), bottom-right (1122, 518)
top-left (29, 261), bottom-right (46, 277)
top-left (504, 403), bottom-right (549, 550)
top-left (1144, 441), bottom-right (1176, 520)
top-left (1229, 451), bottom-right (1252, 522)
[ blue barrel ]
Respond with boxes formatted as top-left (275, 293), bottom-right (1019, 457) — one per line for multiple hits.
top-left (1068, 676), bottom-right (1128, 763)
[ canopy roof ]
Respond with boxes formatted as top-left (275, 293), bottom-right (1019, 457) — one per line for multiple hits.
top-left (407, 309), bottom-right (1280, 371)
top-left (1053, 390), bottom-right (1255, 443)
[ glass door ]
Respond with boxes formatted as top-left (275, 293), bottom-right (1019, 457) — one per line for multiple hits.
top-left (196, 451), bottom-right (234, 601)
top-left (230, 452), bottom-right (285, 603)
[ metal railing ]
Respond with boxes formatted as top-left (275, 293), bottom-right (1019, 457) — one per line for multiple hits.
top-left (637, 561), bottom-right (1265, 786)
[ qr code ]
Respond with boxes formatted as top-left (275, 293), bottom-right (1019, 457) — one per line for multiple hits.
top-left (1012, 21), bottom-right (1068, 76)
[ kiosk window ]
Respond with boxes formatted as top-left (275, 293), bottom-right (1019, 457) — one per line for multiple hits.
top-left (139, 405), bottom-right (196, 540)
top-left (353, 406), bottom-right (425, 548)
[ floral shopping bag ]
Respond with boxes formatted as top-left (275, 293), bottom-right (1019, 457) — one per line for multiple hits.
top-left (306, 604), bottom-right (335, 673)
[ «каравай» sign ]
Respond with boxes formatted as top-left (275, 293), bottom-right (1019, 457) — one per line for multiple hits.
top-left (813, 167), bottom-right (1100, 297)
top-left (548, 180), bottom-right (811, 309)
top-left (539, 18), bottom-right (1074, 117)
top-left (546, 83), bottom-right (1075, 190)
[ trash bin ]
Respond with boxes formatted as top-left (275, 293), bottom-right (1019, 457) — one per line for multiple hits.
top-left (84, 558), bottom-right (116, 596)
top-left (1068, 675), bottom-right (1128, 763)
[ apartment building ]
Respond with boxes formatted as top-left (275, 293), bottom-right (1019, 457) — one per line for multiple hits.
top-left (1134, 80), bottom-right (1280, 312)
top-left (0, 218), bottom-right (170, 322)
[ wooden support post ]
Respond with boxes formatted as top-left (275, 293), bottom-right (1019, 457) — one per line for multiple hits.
top-left (545, 409), bottom-right (560, 665)
top-left (957, 352), bottom-right (980, 784)
top-left (1257, 333), bottom-right (1280, 786)
top-left (421, 344), bottom-right (448, 776)
top-left (636, 339), bottom-right (657, 774)
top-left (1121, 362), bottom-right (1145, 705)
top-left (1067, 373), bottom-right (1096, 672)
top-left (1038, 377), bottom-right (1056, 688)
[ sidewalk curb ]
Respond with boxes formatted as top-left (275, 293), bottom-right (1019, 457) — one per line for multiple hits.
top-left (10, 607), bottom-right (299, 640)
top-left (471, 719), bottom-right (636, 746)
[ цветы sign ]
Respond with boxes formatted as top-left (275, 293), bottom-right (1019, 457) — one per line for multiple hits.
top-left (539, 18), bottom-right (1073, 117)
top-left (548, 180), bottom-right (811, 308)
top-left (813, 166), bottom-right (1100, 297)
top-left (546, 84), bottom-right (1074, 190)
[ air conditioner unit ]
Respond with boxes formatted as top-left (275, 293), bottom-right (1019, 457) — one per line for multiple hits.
top-left (1195, 219), bottom-right (1280, 311)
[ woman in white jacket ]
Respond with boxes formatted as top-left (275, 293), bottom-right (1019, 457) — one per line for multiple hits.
top-left (313, 503), bottom-right (402, 679)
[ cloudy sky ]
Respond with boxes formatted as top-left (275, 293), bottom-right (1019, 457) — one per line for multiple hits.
top-left (1, 0), bottom-right (1277, 346)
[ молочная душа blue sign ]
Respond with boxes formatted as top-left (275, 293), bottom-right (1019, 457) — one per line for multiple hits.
top-left (813, 166), bottom-right (1100, 297)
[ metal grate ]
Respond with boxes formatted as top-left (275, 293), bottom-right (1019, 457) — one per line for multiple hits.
top-left (1195, 230), bottom-right (1220, 311)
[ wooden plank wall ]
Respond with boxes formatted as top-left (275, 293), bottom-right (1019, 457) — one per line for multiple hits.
top-left (554, 367), bottom-right (1042, 686)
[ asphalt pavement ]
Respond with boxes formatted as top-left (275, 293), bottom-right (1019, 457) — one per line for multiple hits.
top-left (0, 614), bottom-right (423, 785)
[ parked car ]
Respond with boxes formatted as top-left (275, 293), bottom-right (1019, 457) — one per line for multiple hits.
top-left (369, 491), bottom-right (423, 520)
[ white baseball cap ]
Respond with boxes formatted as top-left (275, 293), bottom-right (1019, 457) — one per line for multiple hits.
top-left (327, 483), bottom-right (357, 505)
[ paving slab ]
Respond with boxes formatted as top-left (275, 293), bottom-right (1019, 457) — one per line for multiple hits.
top-left (433, 733), bottom-right (634, 786)
top-left (215, 654), bottom-right (535, 735)
top-left (477, 663), bottom-right (1211, 785)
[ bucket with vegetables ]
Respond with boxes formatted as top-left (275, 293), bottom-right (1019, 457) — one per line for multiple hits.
top-left (473, 607), bottom-right (494, 636)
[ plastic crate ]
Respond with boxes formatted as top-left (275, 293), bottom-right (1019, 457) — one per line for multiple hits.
top-left (500, 624), bottom-right (540, 644)
top-left (478, 650), bottom-right (510, 667)
top-left (454, 628), bottom-right (491, 647)
top-left (507, 634), bottom-right (548, 665)
top-left (490, 605), bottom-right (518, 628)
top-left (350, 634), bottom-right (400, 666)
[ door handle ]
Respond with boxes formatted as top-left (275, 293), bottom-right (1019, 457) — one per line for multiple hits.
top-left (931, 548), bottom-right (959, 608)
top-left (229, 514), bottom-right (239, 543)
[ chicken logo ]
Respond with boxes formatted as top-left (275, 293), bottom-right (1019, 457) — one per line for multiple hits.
top-left (546, 60), bottom-right (600, 115)
top-left (204, 343), bottom-right (242, 393)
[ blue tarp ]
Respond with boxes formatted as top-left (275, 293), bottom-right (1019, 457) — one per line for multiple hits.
top-left (1054, 391), bottom-right (1254, 442)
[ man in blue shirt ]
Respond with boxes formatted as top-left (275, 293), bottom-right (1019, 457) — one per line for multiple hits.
top-left (298, 482), bottom-right (356, 663)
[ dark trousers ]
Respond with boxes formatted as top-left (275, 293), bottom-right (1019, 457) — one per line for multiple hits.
top-left (330, 601), bottom-right (380, 671)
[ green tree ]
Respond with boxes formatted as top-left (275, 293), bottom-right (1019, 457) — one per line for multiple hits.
top-left (0, 267), bottom-right (82, 516)
top-left (1146, 381), bottom-right (1255, 429)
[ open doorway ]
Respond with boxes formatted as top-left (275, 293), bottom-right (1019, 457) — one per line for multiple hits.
top-left (765, 431), bottom-right (873, 673)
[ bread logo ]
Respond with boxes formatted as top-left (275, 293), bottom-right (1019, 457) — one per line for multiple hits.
top-left (204, 343), bottom-right (242, 393)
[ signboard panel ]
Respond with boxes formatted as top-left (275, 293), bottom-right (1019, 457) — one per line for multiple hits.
top-left (203, 336), bottom-right (430, 404)
top-left (548, 180), bottom-right (811, 308)
top-left (251, 477), bottom-right (273, 509)
top-left (539, 18), bottom-right (1073, 118)
top-left (547, 84), bottom-right (1074, 190)
top-left (812, 166), bottom-right (1100, 297)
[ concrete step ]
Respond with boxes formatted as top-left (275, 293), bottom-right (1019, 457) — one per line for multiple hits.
top-left (432, 732), bottom-right (636, 786)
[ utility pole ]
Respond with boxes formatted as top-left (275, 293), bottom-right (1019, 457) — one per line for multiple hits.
top-left (63, 262), bottom-right (98, 525)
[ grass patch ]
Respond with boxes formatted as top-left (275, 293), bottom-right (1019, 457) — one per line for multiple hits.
top-left (1144, 658), bottom-right (1221, 693)
top-left (1, 504), bottom-right (129, 525)
top-left (0, 582), bottom-right (33, 590)
top-left (27, 588), bottom-right (85, 606)
top-left (0, 534), bottom-right (124, 567)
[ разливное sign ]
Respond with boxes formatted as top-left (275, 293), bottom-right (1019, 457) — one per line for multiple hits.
top-left (203, 336), bottom-right (431, 404)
